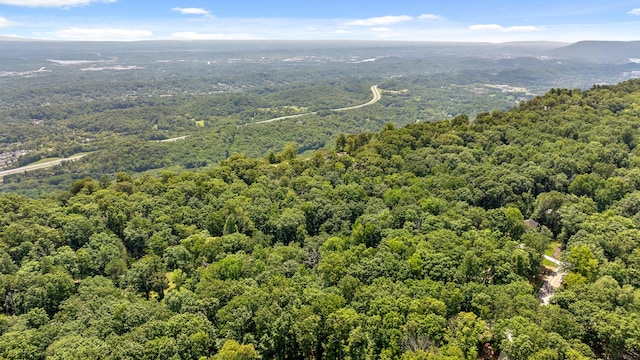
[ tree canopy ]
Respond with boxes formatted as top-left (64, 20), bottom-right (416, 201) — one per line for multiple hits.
top-left (2, 80), bottom-right (640, 358)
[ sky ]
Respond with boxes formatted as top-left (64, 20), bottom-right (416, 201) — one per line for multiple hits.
top-left (0, 0), bottom-right (640, 42)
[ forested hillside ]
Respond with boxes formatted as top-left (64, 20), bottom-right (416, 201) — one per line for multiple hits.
top-left (2, 80), bottom-right (640, 359)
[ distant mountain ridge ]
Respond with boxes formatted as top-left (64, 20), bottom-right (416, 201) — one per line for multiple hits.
top-left (549, 41), bottom-right (640, 62)
top-left (0, 36), bottom-right (41, 42)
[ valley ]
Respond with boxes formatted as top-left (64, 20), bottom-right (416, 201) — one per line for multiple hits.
top-left (1, 40), bottom-right (639, 195)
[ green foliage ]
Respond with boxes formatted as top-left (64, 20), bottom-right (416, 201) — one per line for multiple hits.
top-left (564, 245), bottom-right (599, 283)
top-left (1, 80), bottom-right (640, 358)
top-left (210, 340), bottom-right (260, 360)
top-left (125, 255), bottom-right (168, 300)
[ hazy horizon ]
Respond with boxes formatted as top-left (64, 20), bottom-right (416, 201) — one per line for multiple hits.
top-left (0, 1), bottom-right (640, 42)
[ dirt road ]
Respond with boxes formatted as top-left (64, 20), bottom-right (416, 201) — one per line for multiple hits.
top-left (537, 255), bottom-right (567, 305)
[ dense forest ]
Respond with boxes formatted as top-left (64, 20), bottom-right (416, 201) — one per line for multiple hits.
top-left (1, 79), bottom-right (640, 359)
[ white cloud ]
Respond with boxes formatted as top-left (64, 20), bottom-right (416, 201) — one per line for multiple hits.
top-left (370, 27), bottom-right (391, 32)
top-left (469, 24), bottom-right (543, 32)
top-left (469, 24), bottom-right (504, 31)
top-left (0, 0), bottom-right (114, 7)
top-left (52, 28), bottom-right (152, 41)
top-left (345, 15), bottom-right (413, 26)
top-left (172, 7), bottom-right (211, 16)
top-left (506, 26), bottom-right (544, 32)
top-left (6, 12), bottom-right (636, 43)
top-left (628, 8), bottom-right (640, 15)
top-left (169, 31), bottom-right (257, 40)
top-left (418, 14), bottom-right (446, 21)
top-left (0, 16), bottom-right (16, 27)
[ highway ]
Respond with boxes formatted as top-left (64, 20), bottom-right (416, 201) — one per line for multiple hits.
top-left (250, 85), bottom-right (381, 125)
top-left (0, 154), bottom-right (86, 181)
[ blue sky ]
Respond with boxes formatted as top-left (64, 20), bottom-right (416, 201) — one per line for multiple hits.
top-left (0, 0), bottom-right (639, 42)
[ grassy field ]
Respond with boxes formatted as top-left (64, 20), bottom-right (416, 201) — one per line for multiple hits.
top-left (543, 241), bottom-right (562, 267)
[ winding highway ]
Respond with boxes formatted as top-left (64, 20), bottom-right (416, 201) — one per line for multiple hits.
top-left (250, 85), bottom-right (381, 125)
top-left (0, 154), bottom-right (86, 181)
top-left (156, 135), bottom-right (189, 143)
top-left (332, 85), bottom-right (382, 112)
top-left (2, 86), bottom-right (383, 181)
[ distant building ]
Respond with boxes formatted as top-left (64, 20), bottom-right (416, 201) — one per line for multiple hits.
top-left (524, 219), bottom-right (540, 231)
